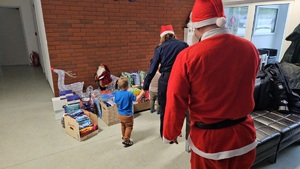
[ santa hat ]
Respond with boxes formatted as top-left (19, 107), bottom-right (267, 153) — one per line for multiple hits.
top-left (191, 0), bottom-right (227, 28)
top-left (160, 25), bottom-right (175, 38)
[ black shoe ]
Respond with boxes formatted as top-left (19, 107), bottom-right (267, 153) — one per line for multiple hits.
top-left (124, 140), bottom-right (133, 147)
top-left (150, 109), bottom-right (155, 113)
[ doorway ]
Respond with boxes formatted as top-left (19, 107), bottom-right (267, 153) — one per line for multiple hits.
top-left (251, 4), bottom-right (289, 63)
top-left (0, 7), bottom-right (28, 66)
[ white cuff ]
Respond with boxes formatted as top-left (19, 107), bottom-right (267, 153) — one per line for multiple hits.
top-left (162, 136), bottom-right (173, 144)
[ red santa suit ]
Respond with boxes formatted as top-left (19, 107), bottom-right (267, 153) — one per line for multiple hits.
top-left (163, 27), bottom-right (260, 168)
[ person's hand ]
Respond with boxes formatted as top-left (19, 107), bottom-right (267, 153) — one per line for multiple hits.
top-left (137, 90), bottom-right (146, 101)
top-left (139, 90), bottom-right (146, 97)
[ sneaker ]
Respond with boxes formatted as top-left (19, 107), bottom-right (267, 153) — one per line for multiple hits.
top-left (150, 109), bottom-right (155, 113)
top-left (124, 140), bottom-right (133, 147)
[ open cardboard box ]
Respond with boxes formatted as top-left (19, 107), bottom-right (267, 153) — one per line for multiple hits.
top-left (134, 100), bottom-right (150, 113)
top-left (64, 110), bottom-right (98, 141)
top-left (100, 101), bottom-right (119, 126)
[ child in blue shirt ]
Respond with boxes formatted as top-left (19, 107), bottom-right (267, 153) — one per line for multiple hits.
top-left (114, 77), bottom-right (141, 147)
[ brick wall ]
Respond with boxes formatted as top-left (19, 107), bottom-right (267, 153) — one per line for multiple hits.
top-left (41, 0), bottom-right (194, 96)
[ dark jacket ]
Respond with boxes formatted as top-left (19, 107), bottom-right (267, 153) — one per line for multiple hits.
top-left (142, 38), bottom-right (188, 90)
top-left (281, 23), bottom-right (300, 64)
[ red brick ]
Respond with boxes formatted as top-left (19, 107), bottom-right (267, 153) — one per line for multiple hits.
top-left (42, 0), bottom-right (194, 96)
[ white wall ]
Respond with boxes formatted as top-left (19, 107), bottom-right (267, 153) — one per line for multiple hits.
top-left (32, 0), bottom-right (53, 92)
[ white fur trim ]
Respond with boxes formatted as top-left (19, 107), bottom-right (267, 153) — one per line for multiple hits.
top-left (187, 136), bottom-right (258, 160)
top-left (201, 27), bottom-right (231, 41)
top-left (216, 17), bottom-right (227, 27)
top-left (187, 22), bottom-right (193, 28)
top-left (162, 136), bottom-right (173, 144)
top-left (191, 17), bottom-right (227, 28)
top-left (160, 31), bottom-right (175, 38)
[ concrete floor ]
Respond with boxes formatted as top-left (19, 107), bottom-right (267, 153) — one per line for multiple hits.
top-left (0, 65), bottom-right (299, 169)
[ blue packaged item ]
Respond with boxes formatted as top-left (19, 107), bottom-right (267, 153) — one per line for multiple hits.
top-left (68, 109), bottom-right (84, 118)
top-left (99, 92), bottom-right (115, 101)
top-left (131, 72), bottom-right (141, 86)
top-left (64, 103), bottom-right (80, 114)
top-left (59, 90), bottom-right (73, 96)
top-left (75, 114), bottom-right (89, 122)
top-left (67, 94), bottom-right (80, 101)
top-left (66, 94), bottom-right (80, 105)
top-left (59, 90), bottom-right (73, 100)
top-left (78, 120), bottom-right (93, 130)
top-left (94, 97), bottom-right (102, 119)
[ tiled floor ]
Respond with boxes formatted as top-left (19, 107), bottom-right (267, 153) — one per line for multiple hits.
top-left (0, 65), bottom-right (299, 169)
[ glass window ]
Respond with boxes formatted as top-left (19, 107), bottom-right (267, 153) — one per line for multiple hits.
top-left (253, 7), bottom-right (278, 35)
top-left (224, 6), bottom-right (248, 37)
top-left (251, 4), bottom-right (289, 63)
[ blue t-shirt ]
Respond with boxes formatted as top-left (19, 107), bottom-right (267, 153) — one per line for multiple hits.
top-left (114, 90), bottom-right (136, 116)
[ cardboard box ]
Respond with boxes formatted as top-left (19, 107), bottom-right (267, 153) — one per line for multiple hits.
top-left (100, 101), bottom-right (119, 126)
top-left (134, 100), bottom-right (150, 112)
top-left (65, 110), bottom-right (98, 141)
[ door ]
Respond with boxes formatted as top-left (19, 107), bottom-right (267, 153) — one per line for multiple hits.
top-left (251, 4), bottom-right (289, 63)
top-left (225, 2), bottom-right (290, 63)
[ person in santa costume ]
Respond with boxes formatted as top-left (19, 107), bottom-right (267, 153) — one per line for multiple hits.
top-left (139, 25), bottom-right (188, 137)
top-left (162, 0), bottom-right (260, 168)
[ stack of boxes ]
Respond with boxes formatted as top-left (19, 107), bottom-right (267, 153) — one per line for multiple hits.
top-left (64, 109), bottom-right (98, 142)
top-left (52, 90), bottom-right (98, 141)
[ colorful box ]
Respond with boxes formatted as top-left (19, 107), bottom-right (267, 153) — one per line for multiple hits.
top-left (64, 110), bottom-right (98, 141)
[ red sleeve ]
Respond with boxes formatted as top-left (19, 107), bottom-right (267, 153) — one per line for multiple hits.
top-left (163, 49), bottom-right (190, 141)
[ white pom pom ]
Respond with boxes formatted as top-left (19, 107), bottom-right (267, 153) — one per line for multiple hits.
top-left (216, 17), bottom-right (227, 27)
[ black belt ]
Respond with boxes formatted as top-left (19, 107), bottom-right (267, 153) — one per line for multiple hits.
top-left (194, 116), bottom-right (248, 130)
top-left (161, 71), bottom-right (170, 77)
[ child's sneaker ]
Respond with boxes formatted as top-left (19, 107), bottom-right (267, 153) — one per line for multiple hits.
top-left (124, 140), bottom-right (133, 147)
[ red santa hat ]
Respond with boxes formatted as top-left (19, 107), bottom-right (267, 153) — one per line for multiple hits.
top-left (191, 0), bottom-right (227, 28)
top-left (160, 25), bottom-right (175, 38)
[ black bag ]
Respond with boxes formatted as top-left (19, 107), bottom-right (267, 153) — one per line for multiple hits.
top-left (254, 63), bottom-right (300, 114)
top-left (278, 62), bottom-right (300, 114)
top-left (278, 62), bottom-right (300, 95)
top-left (254, 63), bottom-right (289, 113)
